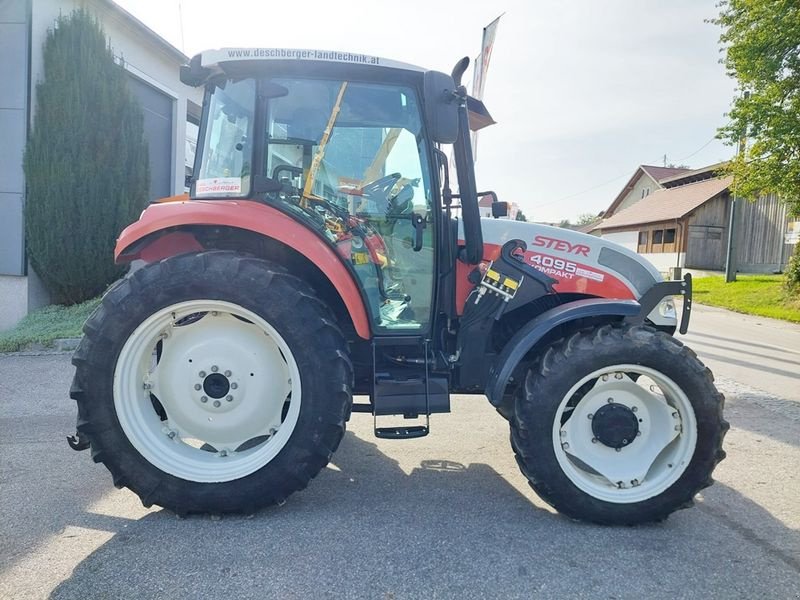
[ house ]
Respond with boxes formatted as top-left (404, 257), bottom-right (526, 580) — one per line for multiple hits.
top-left (0, 0), bottom-right (202, 330)
top-left (592, 163), bottom-right (796, 274)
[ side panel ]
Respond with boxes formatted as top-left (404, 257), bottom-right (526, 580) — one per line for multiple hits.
top-left (456, 219), bottom-right (659, 314)
top-left (115, 200), bottom-right (371, 339)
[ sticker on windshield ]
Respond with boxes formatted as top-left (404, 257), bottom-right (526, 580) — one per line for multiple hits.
top-left (196, 177), bottom-right (242, 196)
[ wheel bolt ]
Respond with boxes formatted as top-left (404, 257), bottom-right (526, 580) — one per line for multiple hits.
top-left (213, 400), bottom-right (221, 408)
top-left (224, 370), bottom-right (232, 377)
top-left (201, 396), bottom-right (208, 403)
top-left (631, 406), bottom-right (638, 412)
top-left (615, 373), bottom-right (623, 379)
top-left (143, 382), bottom-right (152, 390)
top-left (211, 311), bottom-right (219, 317)
top-left (167, 431), bottom-right (176, 439)
top-left (591, 437), bottom-right (598, 443)
top-left (615, 447), bottom-right (621, 452)
top-left (622, 438), bottom-right (628, 444)
top-left (672, 411), bottom-right (679, 419)
top-left (675, 425), bottom-right (681, 431)
top-left (219, 450), bottom-right (228, 457)
top-left (199, 371), bottom-right (206, 378)
top-left (194, 384), bottom-right (202, 391)
top-left (587, 413), bottom-right (594, 420)
top-left (230, 383), bottom-right (238, 390)
top-left (211, 365), bottom-right (219, 373)
top-left (226, 395), bottom-right (233, 402)
top-left (607, 397), bottom-right (614, 403)
top-left (562, 442), bottom-right (569, 450)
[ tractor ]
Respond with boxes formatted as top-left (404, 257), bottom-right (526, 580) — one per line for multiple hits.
top-left (69, 48), bottom-right (727, 525)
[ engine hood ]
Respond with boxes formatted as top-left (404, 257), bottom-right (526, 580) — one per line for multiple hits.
top-left (459, 218), bottom-right (663, 301)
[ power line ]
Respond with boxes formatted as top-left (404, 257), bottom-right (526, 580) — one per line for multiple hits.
top-left (531, 134), bottom-right (724, 210)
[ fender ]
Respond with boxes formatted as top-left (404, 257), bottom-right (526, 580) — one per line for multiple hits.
top-left (115, 199), bottom-right (372, 339)
top-left (484, 298), bottom-right (641, 406)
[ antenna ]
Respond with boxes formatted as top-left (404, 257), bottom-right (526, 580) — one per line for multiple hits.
top-left (178, 1), bottom-right (185, 53)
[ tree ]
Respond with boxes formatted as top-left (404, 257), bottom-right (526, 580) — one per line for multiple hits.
top-left (558, 219), bottom-right (572, 229)
top-left (575, 212), bottom-right (599, 226)
top-left (714, 0), bottom-right (800, 216)
top-left (515, 209), bottom-right (528, 222)
top-left (24, 9), bottom-right (149, 305)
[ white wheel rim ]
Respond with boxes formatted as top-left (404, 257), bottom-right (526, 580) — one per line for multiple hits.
top-left (552, 364), bottom-right (697, 504)
top-left (113, 300), bottom-right (301, 483)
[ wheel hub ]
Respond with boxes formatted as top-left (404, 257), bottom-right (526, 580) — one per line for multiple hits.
top-left (591, 403), bottom-right (639, 449)
top-left (203, 372), bottom-right (230, 399)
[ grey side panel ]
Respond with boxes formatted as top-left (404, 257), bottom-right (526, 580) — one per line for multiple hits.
top-left (0, 4), bottom-right (29, 276)
top-left (597, 247), bottom-right (656, 295)
top-left (127, 75), bottom-right (174, 201)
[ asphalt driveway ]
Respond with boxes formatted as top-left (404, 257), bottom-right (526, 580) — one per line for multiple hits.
top-left (0, 349), bottom-right (798, 599)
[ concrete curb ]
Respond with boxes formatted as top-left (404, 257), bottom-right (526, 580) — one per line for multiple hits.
top-left (0, 336), bottom-right (81, 357)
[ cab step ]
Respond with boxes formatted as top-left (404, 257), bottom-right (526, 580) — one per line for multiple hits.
top-left (375, 425), bottom-right (429, 439)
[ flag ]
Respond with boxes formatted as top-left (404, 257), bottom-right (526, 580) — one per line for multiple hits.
top-left (471, 15), bottom-right (501, 162)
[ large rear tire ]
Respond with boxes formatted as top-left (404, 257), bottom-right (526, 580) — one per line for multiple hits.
top-left (511, 323), bottom-right (727, 525)
top-left (71, 251), bottom-right (352, 515)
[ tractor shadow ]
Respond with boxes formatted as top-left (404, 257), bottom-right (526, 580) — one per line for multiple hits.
top-left (48, 431), bottom-right (800, 599)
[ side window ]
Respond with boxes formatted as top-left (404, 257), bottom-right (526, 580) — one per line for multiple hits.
top-left (264, 80), bottom-right (435, 331)
top-left (195, 79), bottom-right (255, 197)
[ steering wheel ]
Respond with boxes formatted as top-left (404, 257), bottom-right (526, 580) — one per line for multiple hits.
top-left (360, 172), bottom-right (402, 199)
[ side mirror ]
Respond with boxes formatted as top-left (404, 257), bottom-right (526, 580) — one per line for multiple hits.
top-left (423, 71), bottom-right (458, 144)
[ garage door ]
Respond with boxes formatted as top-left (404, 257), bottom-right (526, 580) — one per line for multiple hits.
top-left (127, 75), bottom-right (173, 202)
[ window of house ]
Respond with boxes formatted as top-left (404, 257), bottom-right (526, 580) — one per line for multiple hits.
top-left (653, 229), bottom-right (664, 244)
top-left (664, 228), bottom-right (676, 244)
top-left (638, 231), bottom-right (648, 245)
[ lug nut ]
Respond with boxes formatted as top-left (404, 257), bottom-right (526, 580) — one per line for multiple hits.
top-left (591, 437), bottom-right (598, 443)
top-left (224, 370), bottom-right (232, 377)
top-left (631, 406), bottom-right (638, 412)
top-left (615, 447), bottom-right (621, 452)
top-left (167, 431), bottom-right (176, 439)
top-left (201, 396), bottom-right (208, 403)
top-left (211, 311), bottom-right (219, 317)
top-left (219, 449), bottom-right (228, 457)
top-left (213, 400), bottom-right (221, 408)
top-left (587, 413), bottom-right (594, 420)
top-left (562, 442), bottom-right (569, 450)
top-left (622, 438), bottom-right (628, 445)
top-left (607, 397), bottom-right (614, 403)
top-left (211, 365), bottom-right (219, 373)
top-left (226, 395), bottom-right (233, 402)
top-left (199, 371), bottom-right (206, 378)
top-left (194, 384), bottom-right (202, 391)
top-left (143, 382), bottom-right (152, 390)
top-left (230, 383), bottom-right (238, 390)
top-left (615, 373), bottom-right (623, 379)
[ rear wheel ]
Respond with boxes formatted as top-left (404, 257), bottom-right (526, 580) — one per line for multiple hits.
top-left (71, 251), bottom-right (352, 515)
top-left (511, 323), bottom-right (727, 525)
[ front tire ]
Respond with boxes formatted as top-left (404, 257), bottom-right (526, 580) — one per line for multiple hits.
top-left (511, 323), bottom-right (727, 525)
top-left (71, 251), bottom-right (352, 515)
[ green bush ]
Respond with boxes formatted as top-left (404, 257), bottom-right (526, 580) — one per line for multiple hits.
top-left (786, 242), bottom-right (800, 292)
top-left (23, 9), bottom-right (148, 305)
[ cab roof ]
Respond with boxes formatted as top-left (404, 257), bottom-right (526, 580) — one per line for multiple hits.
top-left (199, 48), bottom-right (426, 74)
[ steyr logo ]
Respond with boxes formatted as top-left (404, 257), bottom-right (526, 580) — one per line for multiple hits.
top-left (532, 235), bottom-right (591, 257)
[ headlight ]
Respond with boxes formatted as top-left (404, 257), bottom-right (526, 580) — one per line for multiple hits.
top-left (657, 297), bottom-right (677, 320)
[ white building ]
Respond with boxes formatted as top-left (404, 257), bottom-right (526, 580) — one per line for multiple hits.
top-left (0, 0), bottom-right (201, 330)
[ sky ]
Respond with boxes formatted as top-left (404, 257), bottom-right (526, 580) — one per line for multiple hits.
top-left (115, 0), bottom-right (737, 223)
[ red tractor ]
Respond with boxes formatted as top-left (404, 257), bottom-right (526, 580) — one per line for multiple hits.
top-left (69, 49), bottom-right (727, 524)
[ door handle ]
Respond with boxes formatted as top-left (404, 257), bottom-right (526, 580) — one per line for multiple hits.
top-left (412, 213), bottom-right (426, 251)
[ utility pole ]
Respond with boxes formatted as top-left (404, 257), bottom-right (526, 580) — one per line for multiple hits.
top-left (725, 91), bottom-right (750, 283)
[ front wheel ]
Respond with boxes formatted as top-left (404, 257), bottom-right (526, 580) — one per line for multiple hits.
top-left (511, 323), bottom-right (728, 525)
top-left (71, 251), bottom-right (353, 515)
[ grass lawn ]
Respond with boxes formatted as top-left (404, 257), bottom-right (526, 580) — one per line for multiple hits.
top-left (0, 296), bottom-right (100, 352)
top-left (692, 275), bottom-right (800, 323)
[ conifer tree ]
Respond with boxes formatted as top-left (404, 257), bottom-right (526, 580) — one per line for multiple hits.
top-left (24, 9), bottom-right (149, 305)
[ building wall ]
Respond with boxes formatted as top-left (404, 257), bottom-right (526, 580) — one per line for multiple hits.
top-left (0, 0), bottom-right (30, 329)
top-left (686, 196), bottom-right (728, 270)
top-left (639, 252), bottom-right (684, 272)
top-left (735, 193), bottom-right (793, 273)
top-left (0, 0), bottom-right (202, 331)
top-left (601, 230), bottom-right (638, 252)
top-left (614, 172), bottom-right (659, 214)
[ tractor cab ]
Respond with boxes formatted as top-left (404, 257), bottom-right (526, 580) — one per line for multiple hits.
top-left (180, 49), bottom-right (491, 335)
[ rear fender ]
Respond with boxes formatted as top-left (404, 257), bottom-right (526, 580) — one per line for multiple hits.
top-left (115, 200), bottom-right (371, 339)
top-left (485, 299), bottom-right (640, 406)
